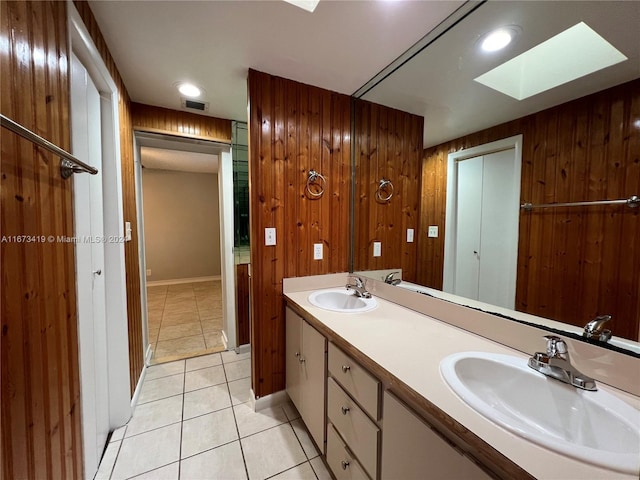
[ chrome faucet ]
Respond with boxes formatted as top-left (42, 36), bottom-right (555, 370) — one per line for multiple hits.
top-left (528, 335), bottom-right (597, 391)
top-left (583, 315), bottom-right (612, 342)
top-left (346, 275), bottom-right (372, 299)
top-left (384, 271), bottom-right (401, 286)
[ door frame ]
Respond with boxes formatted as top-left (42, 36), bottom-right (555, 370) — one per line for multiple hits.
top-left (443, 135), bottom-right (523, 301)
top-left (69, 2), bottom-right (132, 461)
top-left (133, 132), bottom-right (237, 358)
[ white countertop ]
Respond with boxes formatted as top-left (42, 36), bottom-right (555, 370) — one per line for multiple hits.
top-left (285, 287), bottom-right (640, 480)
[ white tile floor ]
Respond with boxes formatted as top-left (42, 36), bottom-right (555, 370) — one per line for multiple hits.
top-left (96, 351), bottom-right (332, 480)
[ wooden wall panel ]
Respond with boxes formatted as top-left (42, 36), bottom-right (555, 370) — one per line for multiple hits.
top-left (73, 0), bottom-right (145, 395)
top-left (131, 102), bottom-right (232, 143)
top-left (1, 2), bottom-right (83, 478)
top-left (236, 264), bottom-right (251, 346)
top-left (418, 79), bottom-right (640, 341)
top-left (353, 100), bottom-right (423, 282)
top-left (248, 70), bottom-right (351, 397)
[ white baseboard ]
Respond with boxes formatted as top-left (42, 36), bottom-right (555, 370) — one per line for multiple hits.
top-left (145, 344), bottom-right (153, 365)
top-left (221, 330), bottom-right (229, 350)
top-left (252, 389), bottom-right (288, 412)
top-left (146, 275), bottom-right (220, 286)
top-left (235, 343), bottom-right (251, 354)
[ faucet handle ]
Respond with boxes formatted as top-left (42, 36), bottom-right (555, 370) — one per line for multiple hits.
top-left (544, 335), bottom-right (567, 356)
top-left (347, 275), bottom-right (364, 288)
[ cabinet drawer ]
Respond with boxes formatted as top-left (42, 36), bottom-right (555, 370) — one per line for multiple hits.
top-left (328, 378), bottom-right (379, 479)
top-left (328, 343), bottom-right (380, 420)
top-left (327, 423), bottom-right (370, 480)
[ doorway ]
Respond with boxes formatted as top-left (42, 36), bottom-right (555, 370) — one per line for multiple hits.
top-left (443, 135), bottom-right (522, 309)
top-left (133, 133), bottom-right (236, 364)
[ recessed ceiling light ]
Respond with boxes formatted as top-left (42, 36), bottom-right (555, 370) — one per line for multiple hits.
top-left (283, 0), bottom-right (320, 13)
top-left (177, 83), bottom-right (202, 98)
top-left (474, 22), bottom-right (628, 101)
top-left (481, 29), bottom-right (514, 52)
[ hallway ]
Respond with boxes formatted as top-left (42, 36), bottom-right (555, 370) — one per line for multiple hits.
top-left (96, 351), bottom-right (331, 479)
top-left (148, 281), bottom-right (226, 363)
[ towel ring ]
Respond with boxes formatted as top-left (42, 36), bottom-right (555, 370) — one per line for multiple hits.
top-left (306, 170), bottom-right (326, 198)
top-left (376, 178), bottom-right (394, 202)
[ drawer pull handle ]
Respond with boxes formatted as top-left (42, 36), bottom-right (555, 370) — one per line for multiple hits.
top-left (341, 365), bottom-right (351, 373)
top-left (341, 406), bottom-right (350, 415)
top-left (295, 352), bottom-right (300, 357)
top-left (341, 461), bottom-right (350, 470)
top-left (299, 357), bottom-right (305, 363)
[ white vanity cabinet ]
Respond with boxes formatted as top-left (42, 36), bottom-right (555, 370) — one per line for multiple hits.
top-left (285, 307), bottom-right (326, 451)
top-left (381, 391), bottom-right (491, 480)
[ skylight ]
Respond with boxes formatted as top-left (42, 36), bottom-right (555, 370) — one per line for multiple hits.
top-left (474, 22), bottom-right (628, 100)
top-left (283, 0), bottom-right (320, 13)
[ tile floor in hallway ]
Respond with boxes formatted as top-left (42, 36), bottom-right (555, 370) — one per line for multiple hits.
top-left (96, 350), bottom-right (332, 480)
top-left (148, 281), bottom-right (226, 364)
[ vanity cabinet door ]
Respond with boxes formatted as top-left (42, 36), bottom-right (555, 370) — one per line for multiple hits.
top-left (381, 391), bottom-right (490, 480)
top-left (301, 319), bottom-right (326, 451)
top-left (285, 307), bottom-right (302, 411)
top-left (285, 307), bottom-right (327, 453)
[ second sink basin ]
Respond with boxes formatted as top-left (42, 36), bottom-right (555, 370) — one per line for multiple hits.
top-left (308, 288), bottom-right (377, 313)
top-left (440, 352), bottom-right (640, 474)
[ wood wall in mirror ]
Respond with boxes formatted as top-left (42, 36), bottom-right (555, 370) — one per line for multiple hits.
top-left (419, 79), bottom-right (640, 341)
top-left (354, 100), bottom-right (423, 282)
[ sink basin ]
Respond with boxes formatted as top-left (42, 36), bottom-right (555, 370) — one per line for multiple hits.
top-left (308, 288), bottom-right (377, 313)
top-left (440, 352), bottom-right (640, 474)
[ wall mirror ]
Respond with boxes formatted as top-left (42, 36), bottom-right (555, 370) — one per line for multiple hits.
top-left (352, 1), bottom-right (640, 355)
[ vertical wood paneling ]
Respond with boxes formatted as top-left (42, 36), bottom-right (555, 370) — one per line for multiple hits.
top-left (1, 2), bottom-right (83, 478)
top-left (353, 100), bottom-right (423, 282)
top-left (418, 79), bottom-right (640, 340)
top-left (248, 70), bottom-right (351, 397)
top-left (235, 264), bottom-right (251, 346)
top-left (131, 102), bottom-right (232, 143)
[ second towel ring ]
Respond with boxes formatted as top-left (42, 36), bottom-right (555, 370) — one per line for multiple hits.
top-left (306, 170), bottom-right (326, 198)
top-left (376, 178), bottom-right (394, 202)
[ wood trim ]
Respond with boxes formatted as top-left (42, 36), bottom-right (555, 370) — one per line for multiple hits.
top-left (1, 2), bottom-right (83, 478)
top-left (418, 79), bottom-right (640, 341)
top-left (131, 102), bottom-right (232, 143)
top-left (248, 70), bottom-right (351, 397)
top-left (285, 300), bottom-right (532, 480)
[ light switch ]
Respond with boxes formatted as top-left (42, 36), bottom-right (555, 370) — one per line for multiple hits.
top-left (125, 221), bottom-right (132, 241)
top-left (373, 241), bottom-right (382, 257)
top-left (265, 227), bottom-right (276, 246)
top-left (313, 243), bottom-right (323, 260)
top-left (407, 228), bottom-right (414, 243)
top-left (428, 226), bottom-right (439, 238)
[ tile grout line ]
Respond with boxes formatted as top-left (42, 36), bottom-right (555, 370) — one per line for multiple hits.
top-left (224, 360), bottom-right (251, 480)
top-left (178, 358), bottom-right (187, 479)
top-left (264, 460), bottom-right (313, 480)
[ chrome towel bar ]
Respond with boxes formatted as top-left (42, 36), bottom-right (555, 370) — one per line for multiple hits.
top-left (1, 113), bottom-right (98, 179)
top-left (521, 195), bottom-right (639, 211)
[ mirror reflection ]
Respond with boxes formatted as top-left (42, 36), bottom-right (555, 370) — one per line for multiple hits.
top-left (353, 1), bottom-right (640, 351)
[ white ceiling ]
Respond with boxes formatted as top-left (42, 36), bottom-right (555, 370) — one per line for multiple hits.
top-left (361, 1), bottom-right (640, 147)
top-left (87, 0), bottom-right (464, 122)
top-left (141, 147), bottom-right (218, 174)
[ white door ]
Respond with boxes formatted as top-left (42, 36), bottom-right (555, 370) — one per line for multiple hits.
top-left (453, 148), bottom-right (518, 309)
top-left (71, 53), bottom-right (110, 479)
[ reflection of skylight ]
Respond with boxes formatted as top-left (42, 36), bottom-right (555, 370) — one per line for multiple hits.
top-left (474, 22), bottom-right (627, 100)
top-left (283, 0), bottom-right (320, 13)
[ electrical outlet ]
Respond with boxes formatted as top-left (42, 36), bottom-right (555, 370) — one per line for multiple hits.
top-left (313, 243), bottom-right (323, 260)
top-left (373, 241), bottom-right (382, 257)
top-left (265, 227), bottom-right (276, 246)
top-left (407, 228), bottom-right (414, 243)
top-left (146, 269), bottom-right (151, 277)
top-left (428, 226), bottom-right (439, 238)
